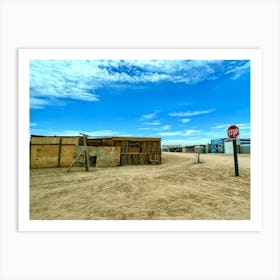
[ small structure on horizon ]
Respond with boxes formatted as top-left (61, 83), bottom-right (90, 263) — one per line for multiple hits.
top-left (182, 144), bottom-right (210, 153)
top-left (210, 138), bottom-right (251, 154)
top-left (161, 145), bottom-right (183, 152)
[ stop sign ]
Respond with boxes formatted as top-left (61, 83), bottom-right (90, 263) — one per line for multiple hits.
top-left (227, 125), bottom-right (239, 139)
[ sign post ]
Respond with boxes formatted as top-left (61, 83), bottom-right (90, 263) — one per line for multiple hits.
top-left (227, 125), bottom-right (240, 176)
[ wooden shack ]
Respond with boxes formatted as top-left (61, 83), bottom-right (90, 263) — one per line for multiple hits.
top-left (30, 135), bottom-right (161, 168)
top-left (85, 137), bottom-right (161, 165)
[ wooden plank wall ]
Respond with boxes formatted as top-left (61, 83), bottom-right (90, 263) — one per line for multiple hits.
top-left (114, 140), bottom-right (161, 165)
top-left (85, 138), bottom-right (113, 146)
top-left (73, 146), bottom-right (121, 167)
top-left (30, 136), bottom-right (79, 168)
top-left (30, 145), bottom-right (59, 168)
top-left (30, 136), bottom-right (161, 168)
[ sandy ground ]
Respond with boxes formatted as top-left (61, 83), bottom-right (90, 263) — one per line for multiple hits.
top-left (30, 152), bottom-right (250, 220)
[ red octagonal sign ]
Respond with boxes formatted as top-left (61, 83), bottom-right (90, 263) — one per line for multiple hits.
top-left (227, 125), bottom-right (239, 139)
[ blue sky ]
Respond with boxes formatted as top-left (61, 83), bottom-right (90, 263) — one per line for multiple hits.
top-left (30, 59), bottom-right (250, 145)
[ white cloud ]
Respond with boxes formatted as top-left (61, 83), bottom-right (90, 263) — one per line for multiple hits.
top-left (169, 109), bottom-right (214, 117)
top-left (225, 61), bottom-right (250, 80)
top-left (236, 123), bottom-right (250, 129)
top-left (158, 129), bottom-right (201, 136)
top-left (138, 127), bottom-right (152, 131)
top-left (158, 125), bottom-right (171, 130)
top-left (29, 129), bottom-right (131, 137)
top-left (144, 121), bottom-right (161, 126)
top-left (30, 60), bottom-right (250, 109)
top-left (66, 130), bottom-right (132, 137)
top-left (140, 110), bottom-right (160, 121)
top-left (211, 124), bottom-right (229, 129)
top-left (179, 118), bottom-right (191, 123)
top-left (30, 60), bottom-right (100, 109)
top-left (30, 97), bottom-right (52, 109)
top-left (162, 137), bottom-right (211, 146)
top-left (158, 131), bottom-right (182, 136)
top-left (138, 124), bottom-right (171, 132)
top-left (211, 123), bottom-right (250, 130)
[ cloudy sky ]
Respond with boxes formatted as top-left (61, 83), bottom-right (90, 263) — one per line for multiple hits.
top-left (30, 59), bottom-right (250, 145)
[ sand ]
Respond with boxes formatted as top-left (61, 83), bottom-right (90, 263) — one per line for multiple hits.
top-left (30, 152), bottom-right (250, 220)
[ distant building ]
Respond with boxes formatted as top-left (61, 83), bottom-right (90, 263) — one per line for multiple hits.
top-left (162, 145), bottom-right (183, 152)
top-left (182, 144), bottom-right (210, 153)
top-left (211, 138), bottom-right (226, 153)
top-left (224, 138), bottom-right (251, 154)
top-left (182, 145), bottom-right (196, 153)
top-left (211, 138), bottom-right (251, 154)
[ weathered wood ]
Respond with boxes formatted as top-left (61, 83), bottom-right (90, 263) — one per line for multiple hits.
top-left (31, 143), bottom-right (77, 146)
top-left (67, 149), bottom-right (84, 172)
top-left (120, 152), bottom-right (161, 165)
top-left (60, 145), bottom-right (76, 167)
top-left (30, 145), bottom-right (59, 168)
top-left (57, 137), bottom-right (62, 167)
top-left (30, 136), bottom-right (162, 168)
top-left (31, 136), bottom-right (78, 145)
top-left (61, 137), bottom-right (79, 145)
top-left (149, 159), bottom-right (159, 165)
top-left (81, 134), bottom-right (89, 171)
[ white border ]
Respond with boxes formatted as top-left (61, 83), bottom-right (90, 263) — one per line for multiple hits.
top-left (18, 48), bottom-right (262, 231)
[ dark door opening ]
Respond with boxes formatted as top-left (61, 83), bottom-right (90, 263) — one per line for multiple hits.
top-left (89, 156), bottom-right (97, 167)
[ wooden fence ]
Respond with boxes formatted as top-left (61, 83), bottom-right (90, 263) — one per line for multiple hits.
top-left (30, 136), bottom-right (79, 168)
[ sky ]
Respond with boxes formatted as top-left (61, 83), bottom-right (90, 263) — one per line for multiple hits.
top-left (29, 59), bottom-right (250, 145)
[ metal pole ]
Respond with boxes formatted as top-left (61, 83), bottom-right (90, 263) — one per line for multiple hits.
top-left (233, 139), bottom-right (239, 176)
